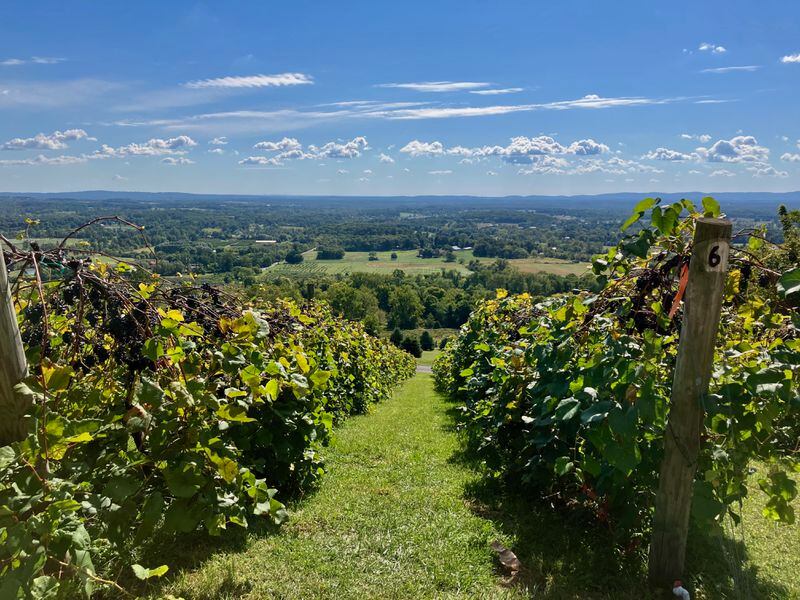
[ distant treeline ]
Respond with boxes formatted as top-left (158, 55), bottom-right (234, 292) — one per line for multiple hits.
top-left (1, 194), bottom-right (784, 279)
top-left (257, 259), bottom-right (601, 332)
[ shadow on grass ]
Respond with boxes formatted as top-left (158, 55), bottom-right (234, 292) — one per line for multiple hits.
top-left (685, 522), bottom-right (791, 600)
top-left (441, 399), bottom-right (791, 599)
top-left (111, 501), bottom-right (300, 599)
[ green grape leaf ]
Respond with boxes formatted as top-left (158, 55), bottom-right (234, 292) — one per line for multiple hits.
top-left (132, 564), bottom-right (169, 580)
top-left (777, 268), bottom-right (800, 300)
top-left (701, 196), bottom-right (721, 217)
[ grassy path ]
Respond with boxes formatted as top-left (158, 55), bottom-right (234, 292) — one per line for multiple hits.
top-left (159, 374), bottom-right (521, 600)
top-left (154, 372), bottom-right (799, 600)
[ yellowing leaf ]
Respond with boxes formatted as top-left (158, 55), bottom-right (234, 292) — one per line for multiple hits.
top-left (41, 361), bottom-right (74, 392)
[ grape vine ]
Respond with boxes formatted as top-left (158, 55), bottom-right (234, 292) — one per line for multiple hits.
top-left (434, 197), bottom-right (798, 547)
top-left (0, 220), bottom-right (415, 598)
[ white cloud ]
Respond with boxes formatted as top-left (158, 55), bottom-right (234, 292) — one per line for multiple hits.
top-left (378, 152), bottom-right (395, 163)
top-left (208, 148), bottom-right (224, 154)
top-left (253, 137), bottom-right (302, 151)
top-left (781, 153), bottom-right (800, 162)
top-left (699, 42), bottom-right (727, 54)
top-left (337, 169), bottom-right (349, 174)
top-left (94, 135), bottom-right (197, 158)
top-left (470, 88), bottom-right (524, 95)
top-left (363, 169), bottom-right (373, 174)
top-left (399, 140), bottom-right (445, 156)
top-left (709, 169), bottom-right (735, 177)
top-left (241, 136), bottom-right (370, 164)
top-left (428, 170), bottom-right (453, 175)
top-left (681, 133), bottom-right (712, 143)
top-left (113, 174), bottom-right (127, 181)
top-left (184, 73), bottom-right (313, 89)
top-left (644, 135), bottom-right (770, 165)
top-left (376, 81), bottom-right (490, 92)
top-left (642, 148), bottom-right (696, 161)
top-left (606, 156), bottom-right (663, 174)
top-left (401, 135), bottom-right (609, 164)
top-left (209, 136), bottom-right (228, 145)
top-left (309, 136), bottom-right (368, 159)
top-left (2, 128), bottom-right (94, 150)
top-left (696, 135), bottom-right (769, 163)
top-left (238, 156), bottom-right (282, 166)
top-left (701, 65), bottom-right (760, 73)
top-left (780, 53), bottom-right (800, 64)
top-left (568, 139), bottom-right (610, 155)
top-left (747, 164), bottom-right (788, 178)
top-left (487, 170), bottom-right (498, 176)
top-left (517, 156), bottom-right (570, 175)
top-left (161, 157), bottom-right (195, 165)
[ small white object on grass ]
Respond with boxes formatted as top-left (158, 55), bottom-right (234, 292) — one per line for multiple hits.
top-left (673, 582), bottom-right (690, 599)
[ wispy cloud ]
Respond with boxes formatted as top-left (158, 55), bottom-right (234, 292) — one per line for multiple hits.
top-left (428, 170), bottom-right (453, 175)
top-left (111, 94), bottom-right (694, 134)
top-left (0, 79), bottom-right (125, 108)
top-left (701, 65), bottom-right (760, 73)
top-left (376, 81), bottom-right (490, 92)
top-left (184, 73), bottom-right (313, 89)
top-left (781, 53), bottom-right (800, 64)
top-left (681, 133), bottom-right (711, 143)
top-left (1, 56), bottom-right (65, 66)
top-left (161, 156), bottom-right (195, 165)
top-left (382, 94), bottom-right (677, 119)
top-left (0, 154), bottom-right (87, 166)
top-left (470, 87), bottom-right (523, 95)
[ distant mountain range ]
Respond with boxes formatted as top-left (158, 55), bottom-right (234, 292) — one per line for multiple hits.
top-left (1, 190), bottom-right (797, 216)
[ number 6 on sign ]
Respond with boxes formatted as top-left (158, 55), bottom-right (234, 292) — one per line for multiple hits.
top-left (697, 239), bottom-right (729, 272)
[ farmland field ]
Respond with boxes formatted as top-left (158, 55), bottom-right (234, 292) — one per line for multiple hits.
top-left (265, 249), bottom-right (589, 277)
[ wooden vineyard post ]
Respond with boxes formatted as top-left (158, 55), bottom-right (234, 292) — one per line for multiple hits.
top-left (648, 217), bottom-right (732, 588)
top-left (0, 253), bottom-right (29, 445)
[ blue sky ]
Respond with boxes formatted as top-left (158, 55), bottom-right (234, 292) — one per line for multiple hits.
top-left (1, 1), bottom-right (799, 195)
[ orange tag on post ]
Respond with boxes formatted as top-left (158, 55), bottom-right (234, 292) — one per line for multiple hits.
top-left (669, 264), bottom-right (689, 319)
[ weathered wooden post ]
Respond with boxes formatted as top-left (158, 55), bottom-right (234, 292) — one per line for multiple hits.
top-left (648, 217), bottom-right (732, 587)
top-left (0, 253), bottom-right (30, 445)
